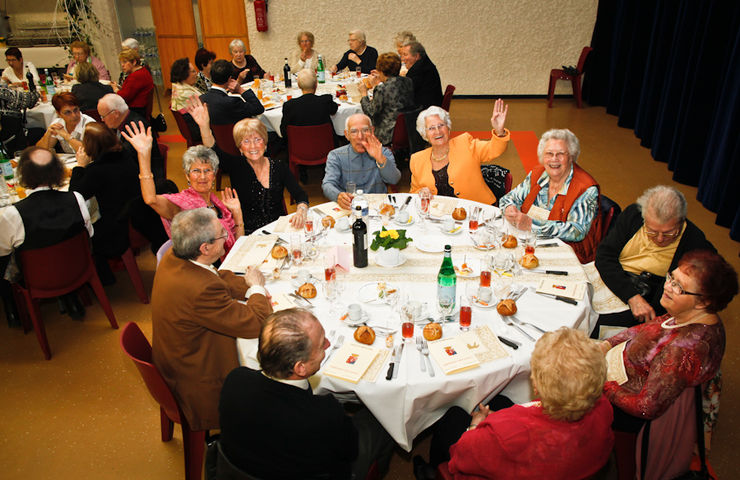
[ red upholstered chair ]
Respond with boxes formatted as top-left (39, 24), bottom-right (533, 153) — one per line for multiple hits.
top-left (108, 248), bottom-right (149, 304)
top-left (144, 89), bottom-right (154, 121)
top-left (13, 231), bottom-right (118, 360)
top-left (390, 113), bottom-right (409, 163)
top-left (211, 123), bottom-right (238, 190)
top-left (436, 461), bottom-right (453, 480)
top-left (504, 171), bottom-right (513, 195)
top-left (171, 110), bottom-right (199, 147)
top-left (158, 142), bottom-right (169, 178)
top-left (83, 109), bottom-right (102, 122)
top-left (547, 46), bottom-right (593, 108)
top-left (120, 322), bottom-right (207, 480)
top-left (286, 123), bottom-right (335, 181)
top-left (441, 84), bottom-right (456, 112)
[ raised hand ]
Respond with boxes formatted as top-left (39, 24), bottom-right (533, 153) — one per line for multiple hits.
top-left (362, 133), bottom-right (384, 164)
top-left (121, 121), bottom-right (153, 155)
top-left (220, 187), bottom-right (241, 215)
top-left (348, 52), bottom-right (361, 64)
top-left (490, 98), bottom-right (509, 136)
top-left (186, 96), bottom-right (210, 127)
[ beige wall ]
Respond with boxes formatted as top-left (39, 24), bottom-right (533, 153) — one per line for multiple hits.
top-left (242, 0), bottom-right (598, 95)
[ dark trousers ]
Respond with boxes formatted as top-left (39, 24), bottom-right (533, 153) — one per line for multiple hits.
top-left (350, 407), bottom-right (394, 480)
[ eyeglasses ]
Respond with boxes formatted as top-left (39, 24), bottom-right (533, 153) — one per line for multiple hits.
top-left (99, 110), bottom-right (115, 119)
top-left (189, 168), bottom-right (215, 176)
top-left (60, 107), bottom-right (80, 116)
top-left (542, 151), bottom-right (569, 160)
top-left (211, 233), bottom-right (228, 242)
top-left (644, 223), bottom-right (682, 239)
top-left (348, 127), bottom-right (371, 136)
top-left (426, 123), bottom-right (447, 132)
top-left (241, 137), bottom-right (265, 146)
top-left (665, 271), bottom-right (702, 296)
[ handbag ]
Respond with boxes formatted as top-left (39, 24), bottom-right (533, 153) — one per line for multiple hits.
top-left (151, 83), bottom-right (167, 132)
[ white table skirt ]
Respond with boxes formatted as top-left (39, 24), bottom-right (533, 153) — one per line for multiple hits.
top-left (230, 193), bottom-right (597, 450)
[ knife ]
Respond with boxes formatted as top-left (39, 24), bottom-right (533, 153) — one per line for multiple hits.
top-left (398, 196), bottom-right (412, 212)
top-left (289, 292), bottom-right (314, 307)
top-left (392, 342), bottom-right (404, 379)
top-left (536, 292), bottom-right (578, 305)
top-left (385, 346), bottom-right (398, 380)
top-left (537, 242), bottom-right (559, 248)
top-left (523, 269), bottom-right (568, 276)
top-left (497, 336), bottom-right (520, 349)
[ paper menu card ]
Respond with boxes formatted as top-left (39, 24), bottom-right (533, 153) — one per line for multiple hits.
top-left (323, 343), bottom-right (380, 384)
top-left (315, 202), bottom-right (351, 220)
top-left (269, 293), bottom-right (298, 312)
top-left (220, 234), bottom-right (278, 274)
top-left (465, 326), bottom-right (509, 363)
top-left (605, 341), bottom-right (629, 385)
top-left (429, 196), bottom-right (457, 218)
top-left (536, 279), bottom-right (587, 301)
top-left (427, 336), bottom-right (481, 375)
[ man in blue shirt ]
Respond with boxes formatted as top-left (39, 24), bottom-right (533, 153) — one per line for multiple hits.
top-left (322, 113), bottom-right (401, 209)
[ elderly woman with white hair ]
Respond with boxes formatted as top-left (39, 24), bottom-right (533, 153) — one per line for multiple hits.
top-left (330, 30), bottom-right (378, 75)
top-left (121, 121), bottom-right (244, 255)
top-left (410, 100), bottom-right (510, 205)
top-left (230, 38), bottom-right (266, 83)
top-left (499, 128), bottom-right (601, 263)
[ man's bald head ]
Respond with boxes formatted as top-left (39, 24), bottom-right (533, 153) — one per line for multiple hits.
top-left (18, 146), bottom-right (66, 189)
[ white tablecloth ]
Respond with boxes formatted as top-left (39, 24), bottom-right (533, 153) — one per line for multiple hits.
top-left (229, 193), bottom-right (597, 450)
top-left (25, 102), bottom-right (56, 130)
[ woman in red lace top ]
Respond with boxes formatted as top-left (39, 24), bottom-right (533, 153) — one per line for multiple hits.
top-left (601, 250), bottom-right (736, 422)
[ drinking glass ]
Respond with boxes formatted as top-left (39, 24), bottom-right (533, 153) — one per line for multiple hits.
top-left (418, 190), bottom-right (432, 218)
top-left (468, 207), bottom-right (480, 232)
top-left (459, 295), bottom-right (472, 331)
top-left (479, 257), bottom-right (492, 287)
top-left (304, 211), bottom-right (315, 236)
top-left (290, 233), bottom-right (303, 266)
top-left (402, 320), bottom-right (414, 341)
top-left (346, 181), bottom-right (357, 195)
top-left (355, 66), bottom-right (362, 78)
top-left (438, 298), bottom-right (455, 323)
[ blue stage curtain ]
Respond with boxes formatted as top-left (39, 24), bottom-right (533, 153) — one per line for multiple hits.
top-left (583, 0), bottom-right (740, 240)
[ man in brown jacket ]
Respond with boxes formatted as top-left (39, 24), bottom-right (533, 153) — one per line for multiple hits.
top-left (152, 208), bottom-right (272, 431)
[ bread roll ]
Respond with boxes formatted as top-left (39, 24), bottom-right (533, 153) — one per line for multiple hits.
top-left (297, 282), bottom-right (317, 299)
top-left (321, 215), bottom-right (336, 228)
top-left (496, 298), bottom-right (518, 316)
top-left (423, 322), bottom-right (443, 341)
top-left (354, 325), bottom-right (376, 345)
top-left (452, 207), bottom-right (467, 221)
top-left (502, 235), bottom-right (518, 248)
top-left (271, 245), bottom-right (288, 259)
top-left (519, 253), bottom-right (539, 269)
top-left (379, 203), bottom-right (395, 216)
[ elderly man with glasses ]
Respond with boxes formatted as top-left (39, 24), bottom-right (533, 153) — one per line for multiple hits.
top-left (591, 185), bottom-right (714, 338)
top-left (322, 113), bottom-right (401, 210)
top-left (151, 208), bottom-right (272, 432)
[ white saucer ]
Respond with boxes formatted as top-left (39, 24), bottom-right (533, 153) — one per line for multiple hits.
top-left (358, 282), bottom-right (399, 303)
top-left (343, 310), bottom-right (371, 327)
top-left (392, 215), bottom-right (415, 227)
top-left (375, 252), bottom-right (407, 268)
top-left (415, 239), bottom-right (444, 253)
top-left (440, 225), bottom-right (464, 236)
top-left (472, 295), bottom-right (496, 308)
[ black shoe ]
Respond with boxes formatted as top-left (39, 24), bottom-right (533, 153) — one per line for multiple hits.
top-left (413, 455), bottom-right (435, 480)
top-left (61, 294), bottom-right (86, 321)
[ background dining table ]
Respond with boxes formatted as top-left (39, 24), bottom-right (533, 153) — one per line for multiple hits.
top-left (227, 193), bottom-right (598, 450)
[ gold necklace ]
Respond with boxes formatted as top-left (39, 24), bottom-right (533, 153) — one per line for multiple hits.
top-left (431, 149), bottom-right (449, 162)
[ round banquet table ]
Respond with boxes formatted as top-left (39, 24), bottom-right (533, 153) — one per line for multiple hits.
top-left (228, 193), bottom-right (598, 450)
top-left (243, 74), bottom-right (365, 138)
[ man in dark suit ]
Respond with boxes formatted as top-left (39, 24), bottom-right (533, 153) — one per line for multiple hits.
top-left (151, 208), bottom-right (272, 431)
top-left (280, 69), bottom-right (338, 138)
top-left (401, 41), bottom-right (443, 109)
top-left (199, 59), bottom-right (264, 125)
top-left (218, 308), bottom-right (393, 479)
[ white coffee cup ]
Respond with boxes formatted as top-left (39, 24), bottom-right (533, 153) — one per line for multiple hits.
top-left (477, 287), bottom-right (493, 303)
top-left (336, 216), bottom-right (350, 230)
top-left (442, 217), bottom-right (455, 231)
top-left (347, 303), bottom-right (362, 321)
top-left (396, 210), bottom-right (410, 224)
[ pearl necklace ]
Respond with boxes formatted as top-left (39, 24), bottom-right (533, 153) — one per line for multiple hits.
top-left (660, 314), bottom-right (711, 329)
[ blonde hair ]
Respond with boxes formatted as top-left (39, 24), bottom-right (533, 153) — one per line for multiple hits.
top-left (530, 327), bottom-right (606, 422)
top-left (232, 118), bottom-right (268, 147)
top-left (118, 48), bottom-right (141, 65)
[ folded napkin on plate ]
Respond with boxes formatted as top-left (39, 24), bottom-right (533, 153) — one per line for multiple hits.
top-left (270, 292), bottom-right (298, 312)
top-left (273, 215), bottom-right (301, 233)
top-left (429, 197), bottom-right (458, 218)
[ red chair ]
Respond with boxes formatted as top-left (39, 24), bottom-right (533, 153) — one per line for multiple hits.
top-left (13, 231), bottom-right (118, 360)
top-left (120, 322), bottom-right (206, 480)
top-left (211, 123), bottom-right (237, 190)
top-left (504, 171), bottom-right (513, 194)
top-left (108, 248), bottom-right (149, 304)
top-left (158, 142), bottom-right (169, 178)
top-left (144, 89), bottom-right (154, 121)
top-left (171, 109), bottom-right (199, 147)
top-left (285, 123), bottom-right (335, 181)
top-left (436, 461), bottom-right (453, 480)
top-left (547, 46), bottom-right (593, 108)
top-left (441, 84), bottom-right (456, 112)
top-left (390, 113), bottom-right (409, 163)
top-left (83, 109), bottom-right (102, 122)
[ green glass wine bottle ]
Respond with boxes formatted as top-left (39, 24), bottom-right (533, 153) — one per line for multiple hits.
top-left (437, 245), bottom-right (456, 310)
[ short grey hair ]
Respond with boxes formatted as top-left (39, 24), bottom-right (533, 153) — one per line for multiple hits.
top-left (99, 93), bottom-right (129, 114)
top-left (537, 129), bottom-right (581, 163)
top-left (416, 106), bottom-right (451, 141)
top-left (229, 38), bottom-right (245, 53)
top-left (394, 31), bottom-right (416, 47)
top-left (258, 309), bottom-right (316, 379)
top-left (404, 41), bottom-right (426, 57)
top-left (636, 185), bottom-right (687, 223)
top-left (345, 113), bottom-right (372, 131)
top-left (182, 145), bottom-right (219, 173)
top-left (349, 29), bottom-right (366, 44)
top-left (171, 208), bottom-right (219, 260)
top-left (297, 69), bottom-right (317, 91)
top-left (121, 38), bottom-right (139, 50)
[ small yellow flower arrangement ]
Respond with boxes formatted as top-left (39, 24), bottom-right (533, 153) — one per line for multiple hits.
top-left (370, 227), bottom-right (412, 251)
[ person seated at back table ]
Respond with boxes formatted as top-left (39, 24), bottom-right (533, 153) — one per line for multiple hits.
top-left (112, 48), bottom-right (154, 119)
top-left (152, 208), bottom-right (272, 432)
top-left (401, 41), bottom-right (443, 109)
top-left (280, 69), bottom-right (338, 139)
top-left (410, 102), bottom-right (509, 205)
top-left (229, 38), bottom-right (265, 84)
top-left (219, 308), bottom-right (393, 480)
top-left (194, 47), bottom-right (216, 93)
top-left (65, 40), bottom-right (110, 82)
top-left (330, 29), bottom-right (378, 75)
top-left (392, 31), bottom-right (417, 76)
top-left (71, 61), bottom-right (114, 112)
top-left (591, 185), bottom-right (714, 338)
top-left (199, 59), bottom-right (264, 126)
top-left (499, 128), bottom-right (601, 263)
top-left (413, 327), bottom-right (613, 480)
top-left (322, 113), bottom-right (401, 210)
top-left (36, 92), bottom-right (96, 154)
top-left (289, 31), bottom-right (325, 73)
top-left (2, 47), bottom-right (40, 86)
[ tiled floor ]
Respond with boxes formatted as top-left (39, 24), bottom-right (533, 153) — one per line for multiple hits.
top-left (1, 97), bottom-right (737, 479)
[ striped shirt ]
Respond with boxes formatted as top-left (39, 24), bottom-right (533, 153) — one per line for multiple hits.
top-left (499, 166), bottom-right (598, 242)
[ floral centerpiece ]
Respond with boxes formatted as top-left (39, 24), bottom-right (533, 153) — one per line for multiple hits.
top-left (370, 227), bottom-right (412, 265)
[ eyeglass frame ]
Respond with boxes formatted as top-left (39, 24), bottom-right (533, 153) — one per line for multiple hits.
top-left (665, 271), bottom-right (702, 297)
top-left (542, 151), bottom-right (570, 160)
top-left (644, 221), bottom-right (683, 239)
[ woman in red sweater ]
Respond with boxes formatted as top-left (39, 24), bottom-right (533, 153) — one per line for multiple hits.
top-left (415, 328), bottom-right (613, 480)
top-left (113, 48), bottom-right (153, 118)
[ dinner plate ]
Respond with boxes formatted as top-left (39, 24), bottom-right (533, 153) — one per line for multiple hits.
top-left (374, 252), bottom-right (407, 268)
top-left (471, 295), bottom-right (496, 308)
top-left (358, 282), bottom-right (398, 303)
top-left (440, 225), bottom-right (464, 236)
top-left (414, 239), bottom-right (445, 253)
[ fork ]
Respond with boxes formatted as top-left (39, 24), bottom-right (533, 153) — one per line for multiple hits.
top-left (501, 315), bottom-right (535, 342)
top-left (415, 337), bottom-right (426, 372)
top-left (509, 315), bottom-right (546, 334)
top-left (320, 334), bottom-right (344, 368)
top-left (421, 340), bottom-right (435, 377)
